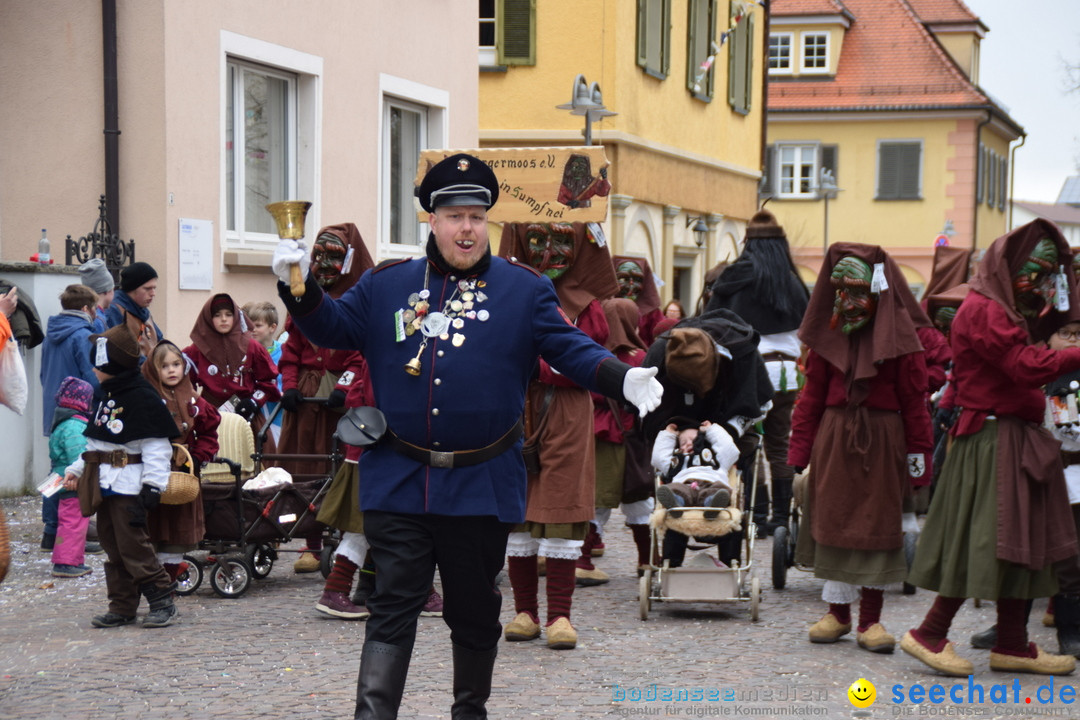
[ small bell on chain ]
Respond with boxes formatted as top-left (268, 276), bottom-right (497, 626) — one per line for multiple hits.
top-left (404, 344), bottom-right (424, 376)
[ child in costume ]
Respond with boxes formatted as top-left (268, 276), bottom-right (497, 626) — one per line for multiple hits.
top-left (903, 220), bottom-right (1080, 676)
top-left (49, 377), bottom-right (95, 578)
top-left (243, 301), bottom-right (285, 446)
top-left (183, 293), bottom-right (279, 422)
top-left (63, 324), bottom-right (180, 628)
top-left (142, 341), bottom-right (220, 585)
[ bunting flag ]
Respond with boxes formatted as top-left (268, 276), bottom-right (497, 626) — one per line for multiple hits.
top-left (692, 2), bottom-right (755, 92)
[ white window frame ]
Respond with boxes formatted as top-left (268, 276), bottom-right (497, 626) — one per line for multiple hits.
top-left (479, 0), bottom-right (497, 66)
top-left (801, 32), bottom-right (829, 74)
top-left (775, 143), bottom-right (820, 199)
top-left (378, 74), bottom-right (449, 260)
top-left (768, 32), bottom-right (793, 75)
top-left (220, 32), bottom-right (322, 252)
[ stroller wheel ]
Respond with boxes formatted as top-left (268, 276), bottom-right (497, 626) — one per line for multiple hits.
top-left (749, 575), bottom-right (761, 622)
top-left (175, 555), bottom-right (203, 596)
top-left (639, 568), bottom-right (652, 621)
top-left (247, 543), bottom-right (276, 579)
top-left (209, 557), bottom-right (252, 598)
top-left (771, 526), bottom-right (789, 590)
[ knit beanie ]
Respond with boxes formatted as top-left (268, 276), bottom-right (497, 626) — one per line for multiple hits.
top-left (744, 209), bottom-right (786, 240)
top-left (210, 294), bottom-right (233, 315)
top-left (89, 324), bottom-right (141, 374)
top-left (78, 259), bottom-right (115, 294)
top-left (55, 376), bottom-right (94, 413)
top-left (120, 262), bottom-right (158, 293)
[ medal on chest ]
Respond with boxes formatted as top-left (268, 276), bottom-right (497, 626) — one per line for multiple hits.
top-left (399, 266), bottom-right (489, 376)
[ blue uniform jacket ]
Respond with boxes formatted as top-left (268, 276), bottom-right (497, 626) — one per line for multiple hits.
top-left (282, 255), bottom-right (626, 523)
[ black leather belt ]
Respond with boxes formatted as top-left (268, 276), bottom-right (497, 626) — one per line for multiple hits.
top-left (760, 352), bottom-right (797, 363)
top-left (1064, 450), bottom-right (1080, 467)
top-left (385, 419), bottom-right (524, 469)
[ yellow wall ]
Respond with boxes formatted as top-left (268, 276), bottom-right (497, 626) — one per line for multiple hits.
top-left (934, 32), bottom-right (980, 82)
top-left (479, 0), bottom-right (762, 173)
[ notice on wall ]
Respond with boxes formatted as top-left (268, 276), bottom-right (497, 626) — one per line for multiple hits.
top-left (178, 218), bottom-right (213, 290)
top-left (415, 147), bottom-right (611, 223)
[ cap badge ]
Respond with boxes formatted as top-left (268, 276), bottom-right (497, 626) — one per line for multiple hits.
top-left (457, 159), bottom-right (470, 172)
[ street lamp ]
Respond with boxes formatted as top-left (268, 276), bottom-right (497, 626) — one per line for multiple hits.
top-left (556, 74), bottom-right (617, 146)
top-left (686, 216), bottom-right (709, 248)
top-left (817, 167), bottom-right (842, 253)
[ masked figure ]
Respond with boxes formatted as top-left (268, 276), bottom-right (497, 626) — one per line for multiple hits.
top-left (497, 221), bottom-right (619, 649)
top-left (904, 220), bottom-right (1080, 677)
top-left (790, 242), bottom-right (932, 656)
top-left (312, 231), bottom-right (351, 288)
top-left (612, 255), bottom-right (664, 346)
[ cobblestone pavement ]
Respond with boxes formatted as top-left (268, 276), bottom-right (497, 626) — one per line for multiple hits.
top-left (2, 494), bottom-right (1077, 719)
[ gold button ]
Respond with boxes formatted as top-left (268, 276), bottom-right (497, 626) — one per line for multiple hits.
top-left (434, 378), bottom-right (442, 385)
top-left (432, 408), bottom-right (440, 416)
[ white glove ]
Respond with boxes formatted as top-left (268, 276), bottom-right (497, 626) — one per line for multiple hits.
top-left (271, 239), bottom-right (310, 285)
top-left (623, 366), bottom-right (663, 418)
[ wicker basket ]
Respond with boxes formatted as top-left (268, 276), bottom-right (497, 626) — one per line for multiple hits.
top-left (161, 444), bottom-right (200, 505)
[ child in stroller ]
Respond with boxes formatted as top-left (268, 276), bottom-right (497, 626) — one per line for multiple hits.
top-left (651, 417), bottom-right (741, 567)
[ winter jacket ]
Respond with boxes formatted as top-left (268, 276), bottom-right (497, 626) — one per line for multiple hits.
top-left (39, 311), bottom-right (100, 436)
top-left (49, 410), bottom-right (89, 498)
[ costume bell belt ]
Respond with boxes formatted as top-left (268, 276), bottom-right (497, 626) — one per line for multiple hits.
top-left (385, 419), bottom-right (524, 469)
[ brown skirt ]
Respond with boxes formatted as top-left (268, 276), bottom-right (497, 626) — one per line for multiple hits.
top-left (594, 439), bottom-right (625, 509)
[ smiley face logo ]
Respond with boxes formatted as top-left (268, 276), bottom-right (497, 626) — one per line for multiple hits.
top-left (847, 678), bottom-right (876, 708)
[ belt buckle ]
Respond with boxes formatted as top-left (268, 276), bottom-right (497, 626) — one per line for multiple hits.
top-left (429, 451), bottom-right (454, 469)
top-left (111, 450), bottom-right (128, 468)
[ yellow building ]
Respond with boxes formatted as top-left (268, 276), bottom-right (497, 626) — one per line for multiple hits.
top-left (478, 0), bottom-right (766, 307)
top-left (765, 0), bottom-right (1022, 291)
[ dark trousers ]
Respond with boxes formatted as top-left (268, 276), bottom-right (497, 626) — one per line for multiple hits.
top-left (1056, 505), bottom-right (1080, 595)
top-left (97, 494), bottom-right (170, 615)
top-left (762, 390), bottom-right (797, 482)
top-left (364, 511), bottom-right (511, 653)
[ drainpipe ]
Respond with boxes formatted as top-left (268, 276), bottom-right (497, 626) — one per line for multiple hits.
top-left (971, 111), bottom-right (991, 252)
top-left (1007, 132), bottom-right (1026, 230)
top-left (760, 0), bottom-right (770, 206)
top-left (102, 0), bottom-right (120, 235)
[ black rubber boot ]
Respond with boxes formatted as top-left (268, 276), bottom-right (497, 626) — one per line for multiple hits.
top-left (1055, 594), bottom-right (1080, 658)
top-left (354, 641), bottom-right (411, 720)
top-left (450, 643), bottom-right (497, 720)
top-left (766, 477), bottom-right (793, 536)
top-left (141, 582), bottom-right (179, 628)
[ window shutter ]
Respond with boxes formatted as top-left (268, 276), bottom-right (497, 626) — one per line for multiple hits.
top-left (975, 144), bottom-right (984, 204)
top-left (762, 145), bottom-right (775, 195)
top-left (637, 0), bottom-right (648, 67)
top-left (999, 156), bottom-right (1008, 211)
top-left (662, 0), bottom-right (671, 75)
top-left (878, 145), bottom-right (900, 200)
top-left (820, 145), bottom-right (838, 186)
top-left (637, 0), bottom-right (671, 77)
top-left (742, 12), bottom-right (754, 111)
top-left (497, 0), bottom-right (535, 66)
top-left (898, 144), bottom-right (921, 199)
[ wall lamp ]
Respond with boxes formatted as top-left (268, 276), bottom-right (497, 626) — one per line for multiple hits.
top-left (687, 216), bottom-right (709, 247)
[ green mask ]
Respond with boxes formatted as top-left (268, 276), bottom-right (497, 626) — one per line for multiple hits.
top-left (830, 257), bottom-right (876, 334)
top-left (933, 306), bottom-right (957, 336)
top-left (616, 260), bottom-right (645, 301)
top-left (1013, 237), bottom-right (1058, 319)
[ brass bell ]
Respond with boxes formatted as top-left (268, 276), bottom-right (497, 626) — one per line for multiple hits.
top-left (404, 357), bottom-right (422, 376)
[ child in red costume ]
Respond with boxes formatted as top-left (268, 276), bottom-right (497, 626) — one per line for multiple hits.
top-left (183, 293), bottom-right (279, 422)
top-left (142, 341), bottom-right (221, 586)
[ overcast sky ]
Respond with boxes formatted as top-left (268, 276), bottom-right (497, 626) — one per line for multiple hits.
top-left (967, 0), bottom-right (1080, 202)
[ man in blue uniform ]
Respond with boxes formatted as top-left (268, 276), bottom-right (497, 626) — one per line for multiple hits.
top-left (272, 153), bottom-right (663, 720)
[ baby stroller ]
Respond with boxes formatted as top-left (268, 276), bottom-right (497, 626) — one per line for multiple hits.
top-left (177, 400), bottom-right (342, 598)
top-left (639, 460), bottom-right (760, 620)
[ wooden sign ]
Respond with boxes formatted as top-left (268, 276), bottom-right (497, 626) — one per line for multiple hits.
top-left (415, 147), bottom-right (611, 223)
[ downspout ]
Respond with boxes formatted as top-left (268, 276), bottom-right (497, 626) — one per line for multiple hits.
top-left (972, 111), bottom-right (991, 252)
top-left (1008, 132), bottom-right (1026, 230)
top-left (760, 0), bottom-right (770, 208)
top-left (102, 0), bottom-right (120, 235)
